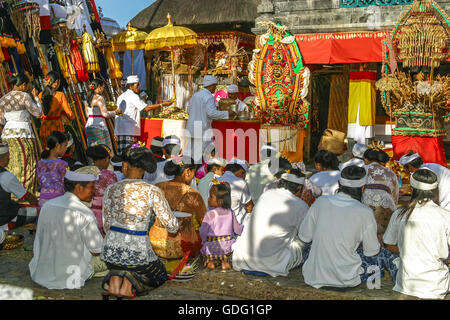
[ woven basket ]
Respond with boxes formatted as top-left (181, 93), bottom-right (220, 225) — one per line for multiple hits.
top-left (2, 234), bottom-right (24, 250)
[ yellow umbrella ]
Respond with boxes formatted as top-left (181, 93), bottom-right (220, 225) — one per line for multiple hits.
top-left (112, 23), bottom-right (148, 74)
top-left (145, 14), bottom-right (197, 108)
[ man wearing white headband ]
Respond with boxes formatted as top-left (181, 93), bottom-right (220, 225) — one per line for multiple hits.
top-left (299, 165), bottom-right (383, 289)
top-left (29, 171), bottom-right (107, 289)
top-left (339, 143), bottom-right (367, 170)
top-left (0, 143), bottom-right (39, 246)
top-left (218, 158), bottom-right (253, 225)
top-left (198, 157), bottom-right (227, 207)
top-left (150, 137), bottom-right (165, 162)
top-left (383, 169), bottom-right (450, 299)
top-left (399, 151), bottom-right (450, 211)
top-left (186, 75), bottom-right (235, 164)
top-left (233, 169), bottom-right (309, 277)
top-left (115, 75), bottom-right (172, 155)
top-left (246, 143), bottom-right (280, 203)
top-left (227, 84), bottom-right (248, 112)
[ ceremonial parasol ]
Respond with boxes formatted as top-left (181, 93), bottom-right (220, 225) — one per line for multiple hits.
top-left (145, 14), bottom-right (197, 108)
top-left (111, 23), bottom-right (148, 74)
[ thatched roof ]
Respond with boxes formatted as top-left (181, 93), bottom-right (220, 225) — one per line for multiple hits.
top-left (129, 0), bottom-right (260, 33)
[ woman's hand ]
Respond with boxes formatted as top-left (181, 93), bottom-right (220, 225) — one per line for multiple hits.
top-left (161, 101), bottom-right (172, 107)
top-left (31, 88), bottom-right (39, 98)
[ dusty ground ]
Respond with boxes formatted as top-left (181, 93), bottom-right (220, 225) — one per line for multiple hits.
top-left (0, 226), bottom-right (438, 300)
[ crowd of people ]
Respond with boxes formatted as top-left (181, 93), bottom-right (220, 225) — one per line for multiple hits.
top-left (0, 72), bottom-right (449, 300)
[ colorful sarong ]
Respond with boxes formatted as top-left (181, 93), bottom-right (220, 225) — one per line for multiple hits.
top-left (86, 126), bottom-right (113, 152)
top-left (4, 138), bottom-right (39, 198)
top-left (201, 235), bottom-right (235, 261)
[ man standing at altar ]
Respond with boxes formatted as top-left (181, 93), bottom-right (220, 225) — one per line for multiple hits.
top-left (227, 84), bottom-right (248, 112)
top-left (186, 75), bottom-right (234, 164)
top-left (114, 75), bottom-right (170, 155)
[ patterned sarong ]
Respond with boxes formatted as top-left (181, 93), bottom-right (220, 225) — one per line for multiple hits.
top-left (86, 126), bottom-right (113, 152)
top-left (4, 138), bottom-right (39, 198)
top-left (203, 235), bottom-right (233, 261)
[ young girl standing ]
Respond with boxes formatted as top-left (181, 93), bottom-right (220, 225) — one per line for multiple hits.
top-left (86, 145), bottom-right (118, 236)
top-left (36, 131), bottom-right (69, 208)
top-left (200, 182), bottom-right (243, 270)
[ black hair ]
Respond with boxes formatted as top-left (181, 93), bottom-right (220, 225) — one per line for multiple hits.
top-left (41, 130), bottom-right (68, 159)
top-left (164, 156), bottom-right (197, 177)
top-left (210, 182), bottom-right (232, 209)
top-left (111, 155), bottom-right (123, 172)
top-left (63, 178), bottom-right (90, 193)
top-left (122, 147), bottom-right (157, 174)
top-left (268, 157), bottom-right (292, 178)
top-left (9, 73), bottom-right (30, 87)
top-left (86, 145), bottom-right (110, 162)
top-left (404, 150), bottom-right (423, 169)
top-left (260, 143), bottom-right (276, 160)
top-left (398, 169), bottom-right (439, 221)
top-left (150, 137), bottom-right (164, 160)
top-left (278, 169), bottom-right (305, 195)
top-left (163, 135), bottom-right (181, 157)
top-left (364, 149), bottom-right (390, 164)
top-left (337, 165), bottom-right (367, 202)
top-left (41, 71), bottom-right (61, 116)
top-left (314, 150), bottom-right (339, 170)
top-left (225, 163), bottom-right (246, 174)
top-left (86, 78), bottom-right (105, 107)
top-left (207, 163), bottom-right (221, 172)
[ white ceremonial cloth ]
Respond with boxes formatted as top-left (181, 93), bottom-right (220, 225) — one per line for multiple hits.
top-left (114, 89), bottom-right (147, 136)
top-left (29, 193), bottom-right (103, 289)
top-left (218, 171), bottom-right (252, 224)
top-left (383, 201), bottom-right (450, 299)
top-left (299, 193), bottom-right (380, 289)
top-left (245, 158), bottom-right (276, 203)
top-left (232, 188), bottom-right (309, 277)
top-left (420, 163), bottom-right (450, 211)
top-left (309, 170), bottom-right (340, 196)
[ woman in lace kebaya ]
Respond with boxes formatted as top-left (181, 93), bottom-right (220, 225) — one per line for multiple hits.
top-left (101, 147), bottom-right (178, 299)
top-left (0, 73), bottom-right (42, 198)
top-left (85, 79), bottom-right (121, 151)
top-left (36, 131), bottom-right (69, 208)
top-left (361, 148), bottom-right (399, 241)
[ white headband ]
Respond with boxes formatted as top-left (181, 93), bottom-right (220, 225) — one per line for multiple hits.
top-left (281, 173), bottom-right (305, 185)
top-left (163, 138), bottom-right (181, 147)
top-left (151, 139), bottom-right (164, 148)
top-left (208, 157), bottom-right (227, 167)
top-left (126, 75), bottom-right (139, 84)
top-left (228, 158), bottom-right (248, 172)
top-left (228, 84), bottom-right (239, 93)
top-left (410, 174), bottom-right (438, 191)
top-left (65, 171), bottom-right (97, 182)
top-left (110, 161), bottom-right (122, 167)
top-left (261, 144), bottom-right (278, 154)
top-left (203, 75), bottom-right (218, 87)
top-left (0, 143), bottom-right (9, 155)
top-left (339, 172), bottom-right (368, 188)
top-left (399, 153), bottom-right (421, 166)
top-left (352, 144), bottom-right (368, 158)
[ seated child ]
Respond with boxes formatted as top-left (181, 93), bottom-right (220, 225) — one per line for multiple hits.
top-left (199, 182), bottom-right (243, 270)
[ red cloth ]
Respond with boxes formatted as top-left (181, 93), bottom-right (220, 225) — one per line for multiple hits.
top-left (69, 39), bottom-right (89, 82)
top-left (212, 121), bottom-right (261, 164)
top-left (139, 118), bottom-right (163, 148)
top-left (296, 31), bottom-right (388, 64)
top-left (392, 135), bottom-right (447, 167)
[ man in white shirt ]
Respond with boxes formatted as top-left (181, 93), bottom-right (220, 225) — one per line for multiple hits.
top-left (218, 158), bottom-right (253, 225)
top-left (299, 165), bottom-right (381, 289)
top-left (186, 75), bottom-right (234, 164)
top-left (399, 152), bottom-right (450, 211)
top-left (232, 170), bottom-right (309, 277)
top-left (29, 171), bottom-right (107, 289)
top-left (227, 84), bottom-right (248, 112)
top-left (114, 75), bottom-right (170, 155)
top-left (339, 143), bottom-right (367, 171)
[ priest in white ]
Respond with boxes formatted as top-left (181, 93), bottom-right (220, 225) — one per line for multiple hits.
top-left (186, 75), bottom-right (234, 164)
top-left (227, 84), bottom-right (248, 112)
top-left (399, 152), bottom-right (450, 211)
top-left (232, 170), bottom-right (309, 277)
top-left (29, 171), bottom-right (107, 289)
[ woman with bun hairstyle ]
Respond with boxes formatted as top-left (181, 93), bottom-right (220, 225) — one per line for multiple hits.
top-left (86, 145), bottom-right (117, 236)
top-left (0, 73), bottom-right (42, 198)
top-left (36, 131), bottom-right (69, 208)
top-left (85, 78), bottom-right (121, 151)
top-left (309, 150), bottom-right (341, 196)
top-left (38, 71), bottom-right (74, 149)
top-left (362, 148), bottom-right (399, 240)
top-left (150, 156), bottom-right (206, 259)
top-left (101, 146), bottom-right (178, 299)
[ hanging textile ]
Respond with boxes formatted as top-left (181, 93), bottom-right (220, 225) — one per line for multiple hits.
top-left (8, 47), bottom-right (22, 74)
top-left (96, 49), bottom-right (109, 80)
top-left (104, 46), bottom-right (122, 79)
top-left (0, 47), bottom-right (5, 63)
top-left (24, 37), bottom-right (43, 78)
top-left (347, 71), bottom-right (376, 144)
top-left (0, 8), bottom-right (19, 48)
top-left (82, 32), bottom-right (100, 73)
top-left (34, 0), bottom-right (51, 43)
top-left (69, 38), bottom-right (89, 82)
top-left (47, 44), bottom-right (68, 89)
top-left (121, 50), bottom-right (146, 90)
top-left (328, 73), bottom-right (349, 134)
top-left (392, 135), bottom-right (446, 167)
top-left (54, 45), bottom-right (78, 85)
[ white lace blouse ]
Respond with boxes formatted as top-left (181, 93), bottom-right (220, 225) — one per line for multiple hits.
top-left (85, 94), bottom-right (116, 130)
top-left (101, 179), bottom-right (179, 266)
top-left (362, 162), bottom-right (399, 211)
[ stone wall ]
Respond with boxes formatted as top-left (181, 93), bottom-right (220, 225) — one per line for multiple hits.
top-left (253, 0), bottom-right (450, 34)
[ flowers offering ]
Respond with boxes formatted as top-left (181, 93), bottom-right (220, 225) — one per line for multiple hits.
top-left (158, 107), bottom-right (189, 120)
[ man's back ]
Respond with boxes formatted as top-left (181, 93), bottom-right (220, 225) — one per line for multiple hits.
top-left (29, 193), bottom-right (103, 289)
